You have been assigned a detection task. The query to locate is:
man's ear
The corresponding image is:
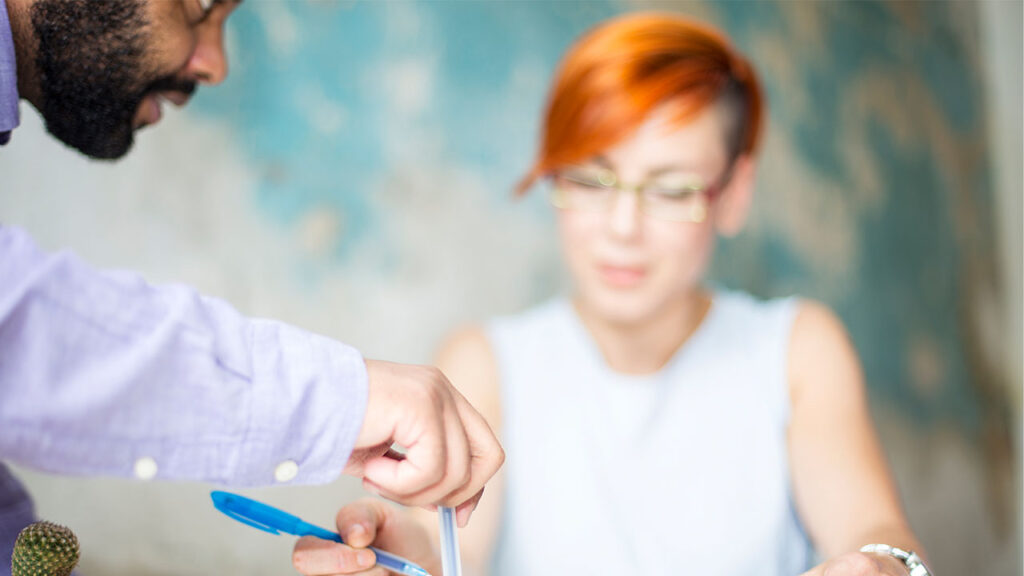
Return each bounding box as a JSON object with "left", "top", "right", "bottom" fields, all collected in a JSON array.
[{"left": 714, "top": 154, "right": 756, "bottom": 237}]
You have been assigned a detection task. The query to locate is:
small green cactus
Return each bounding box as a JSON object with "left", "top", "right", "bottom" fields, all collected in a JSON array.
[{"left": 10, "top": 521, "right": 80, "bottom": 576}]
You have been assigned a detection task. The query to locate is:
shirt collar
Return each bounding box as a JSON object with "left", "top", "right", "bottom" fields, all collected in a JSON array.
[{"left": 0, "top": 0, "right": 21, "bottom": 145}]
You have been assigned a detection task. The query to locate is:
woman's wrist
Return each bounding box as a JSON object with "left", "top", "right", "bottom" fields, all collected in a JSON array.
[
  {"left": 861, "top": 551, "right": 912, "bottom": 575},
  {"left": 860, "top": 543, "right": 931, "bottom": 575}
]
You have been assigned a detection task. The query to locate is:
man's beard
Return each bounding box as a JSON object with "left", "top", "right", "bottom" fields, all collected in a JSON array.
[{"left": 30, "top": 0, "right": 195, "bottom": 160}]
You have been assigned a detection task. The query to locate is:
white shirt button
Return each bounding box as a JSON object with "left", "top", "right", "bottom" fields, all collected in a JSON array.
[
  {"left": 274, "top": 460, "right": 299, "bottom": 483},
  {"left": 133, "top": 457, "right": 158, "bottom": 481}
]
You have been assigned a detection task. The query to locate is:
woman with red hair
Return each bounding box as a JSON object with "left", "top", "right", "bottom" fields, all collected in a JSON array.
[{"left": 293, "top": 13, "right": 928, "bottom": 576}]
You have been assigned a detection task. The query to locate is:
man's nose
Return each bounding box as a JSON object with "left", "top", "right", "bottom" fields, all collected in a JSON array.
[{"left": 185, "top": 19, "right": 229, "bottom": 85}]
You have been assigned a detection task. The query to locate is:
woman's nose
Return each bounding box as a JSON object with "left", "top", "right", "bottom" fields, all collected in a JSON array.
[{"left": 607, "top": 188, "right": 643, "bottom": 240}]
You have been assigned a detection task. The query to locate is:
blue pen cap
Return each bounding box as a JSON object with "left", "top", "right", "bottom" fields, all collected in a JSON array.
[{"left": 211, "top": 491, "right": 302, "bottom": 536}]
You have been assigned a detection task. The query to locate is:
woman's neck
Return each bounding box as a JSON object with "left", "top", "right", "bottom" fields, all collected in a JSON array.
[{"left": 573, "top": 289, "right": 713, "bottom": 375}]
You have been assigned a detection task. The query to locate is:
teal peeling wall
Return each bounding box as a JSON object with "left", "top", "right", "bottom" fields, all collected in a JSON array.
[
  {"left": 192, "top": 0, "right": 999, "bottom": 433},
  {"left": 2, "top": 2, "right": 1013, "bottom": 574}
]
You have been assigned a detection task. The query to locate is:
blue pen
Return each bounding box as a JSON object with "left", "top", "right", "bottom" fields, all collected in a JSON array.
[{"left": 211, "top": 491, "right": 432, "bottom": 576}]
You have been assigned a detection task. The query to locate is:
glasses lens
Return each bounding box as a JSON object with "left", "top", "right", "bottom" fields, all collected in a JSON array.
[
  {"left": 549, "top": 168, "right": 714, "bottom": 223},
  {"left": 552, "top": 168, "right": 615, "bottom": 211},
  {"left": 641, "top": 183, "right": 707, "bottom": 221}
]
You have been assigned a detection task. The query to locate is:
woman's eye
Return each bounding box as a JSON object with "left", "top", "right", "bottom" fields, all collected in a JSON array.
[
  {"left": 578, "top": 179, "right": 608, "bottom": 190},
  {"left": 566, "top": 174, "right": 610, "bottom": 190},
  {"left": 649, "top": 185, "right": 696, "bottom": 198}
]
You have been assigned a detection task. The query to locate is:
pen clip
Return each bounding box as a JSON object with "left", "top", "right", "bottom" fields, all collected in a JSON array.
[{"left": 212, "top": 495, "right": 281, "bottom": 536}]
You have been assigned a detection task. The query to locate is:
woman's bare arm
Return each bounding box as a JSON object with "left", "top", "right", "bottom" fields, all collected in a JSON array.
[{"left": 787, "top": 301, "right": 925, "bottom": 575}]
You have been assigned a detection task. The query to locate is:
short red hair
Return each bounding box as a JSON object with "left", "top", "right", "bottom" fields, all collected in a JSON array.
[{"left": 518, "top": 12, "right": 764, "bottom": 193}]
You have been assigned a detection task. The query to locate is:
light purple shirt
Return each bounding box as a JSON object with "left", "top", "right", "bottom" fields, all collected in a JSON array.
[
  {"left": 0, "top": 0, "right": 19, "bottom": 145},
  {"left": 0, "top": 225, "right": 368, "bottom": 569}
]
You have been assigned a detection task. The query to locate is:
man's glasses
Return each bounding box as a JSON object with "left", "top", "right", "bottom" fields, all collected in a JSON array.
[{"left": 549, "top": 163, "right": 734, "bottom": 223}]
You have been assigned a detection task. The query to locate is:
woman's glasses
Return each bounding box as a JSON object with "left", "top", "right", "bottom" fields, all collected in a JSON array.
[{"left": 550, "top": 163, "right": 734, "bottom": 223}]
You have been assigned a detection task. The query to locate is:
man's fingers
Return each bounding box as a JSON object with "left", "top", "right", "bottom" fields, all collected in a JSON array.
[
  {"left": 372, "top": 378, "right": 501, "bottom": 513},
  {"left": 355, "top": 360, "right": 504, "bottom": 514},
  {"left": 292, "top": 536, "right": 376, "bottom": 575},
  {"left": 362, "top": 406, "right": 473, "bottom": 507},
  {"left": 437, "top": 391, "right": 504, "bottom": 513},
  {"left": 342, "top": 442, "right": 391, "bottom": 477},
  {"left": 394, "top": 396, "right": 472, "bottom": 506},
  {"left": 361, "top": 438, "right": 445, "bottom": 501},
  {"left": 361, "top": 386, "right": 447, "bottom": 497},
  {"left": 453, "top": 488, "right": 484, "bottom": 528},
  {"left": 362, "top": 373, "right": 471, "bottom": 505}
]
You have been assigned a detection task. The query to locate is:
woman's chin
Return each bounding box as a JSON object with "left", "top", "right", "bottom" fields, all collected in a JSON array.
[{"left": 580, "top": 290, "right": 662, "bottom": 326}]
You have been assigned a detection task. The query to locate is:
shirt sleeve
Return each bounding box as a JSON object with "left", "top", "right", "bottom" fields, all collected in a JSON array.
[{"left": 0, "top": 225, "right": 368, "bottom": 486}]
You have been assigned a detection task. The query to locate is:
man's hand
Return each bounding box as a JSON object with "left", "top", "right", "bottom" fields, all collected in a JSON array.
[
  {"left": 801, "top": 552, "right": 910, "bottom": 576},
  {"left": 292, "top": 499, "right": 440, "bottom": 576},
  {"left": 344, "top": 360, "right": 504, "bottom": 526}
]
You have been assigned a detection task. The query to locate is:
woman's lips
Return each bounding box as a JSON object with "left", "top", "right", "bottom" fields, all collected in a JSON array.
[{"left": 598, "top": 264, "right": 647, "bottom": 288}]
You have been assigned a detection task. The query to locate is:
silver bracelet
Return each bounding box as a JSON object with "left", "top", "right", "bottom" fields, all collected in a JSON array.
[{"left": 860, "top": 543, "right": 933, "bottom": 576}]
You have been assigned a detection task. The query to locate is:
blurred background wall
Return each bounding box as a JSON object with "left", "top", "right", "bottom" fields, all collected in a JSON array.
[{"left": 1, "top": 0, "right": 1020, "bottom": 574}]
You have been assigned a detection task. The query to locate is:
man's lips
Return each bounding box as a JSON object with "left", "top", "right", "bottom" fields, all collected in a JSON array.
[
  {"left": 133, "top": 94, "right": 161, "bottom": 128},
  {"left": 133, "top": 91, "right": 193, "bottom": 129},
  {"left": 159, "top": 90, "right": 191, "bottom": 107}
]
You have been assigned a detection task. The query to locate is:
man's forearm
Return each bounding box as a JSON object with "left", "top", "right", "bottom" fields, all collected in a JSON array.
[{"left": 0, "top": 224, "right": 367, "bottom": 485}]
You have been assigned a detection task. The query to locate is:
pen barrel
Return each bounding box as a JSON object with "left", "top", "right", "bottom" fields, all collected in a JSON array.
[
  {"left": 371, "top": 548, "right": 421, "bottom": 574},
  {"left": 298, "top": 522, "right": 425, "bottom": 576},
  {"left": 297, "top": 522, "right": 343, "bottom": 544}
]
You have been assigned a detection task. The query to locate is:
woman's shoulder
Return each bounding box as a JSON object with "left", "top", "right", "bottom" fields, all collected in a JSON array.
[
  {"left": 711, "top": 290, "right": 850, "bottom": 359},
  {"left": 435, "top": 324, "right": 503, "bottom": 427},
  {"left": 437, "top": 297, "right": 570, "bottom": 369},
  {"left": 716, "top": 288, "right": 847, "bottom": 332},
  {"left": 711, "top": 287, "right": 805, "bottom": 327},
  {"left": 437, "top": 324, "right": 492, "bottom": 363},
  {"left": 786, "top": 295, "right": 860, "bottom": 362}
]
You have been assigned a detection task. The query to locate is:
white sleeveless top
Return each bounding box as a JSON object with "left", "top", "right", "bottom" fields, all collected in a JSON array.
[{"left": 486, "top": 290, "right": 814, "bottom": 575}]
